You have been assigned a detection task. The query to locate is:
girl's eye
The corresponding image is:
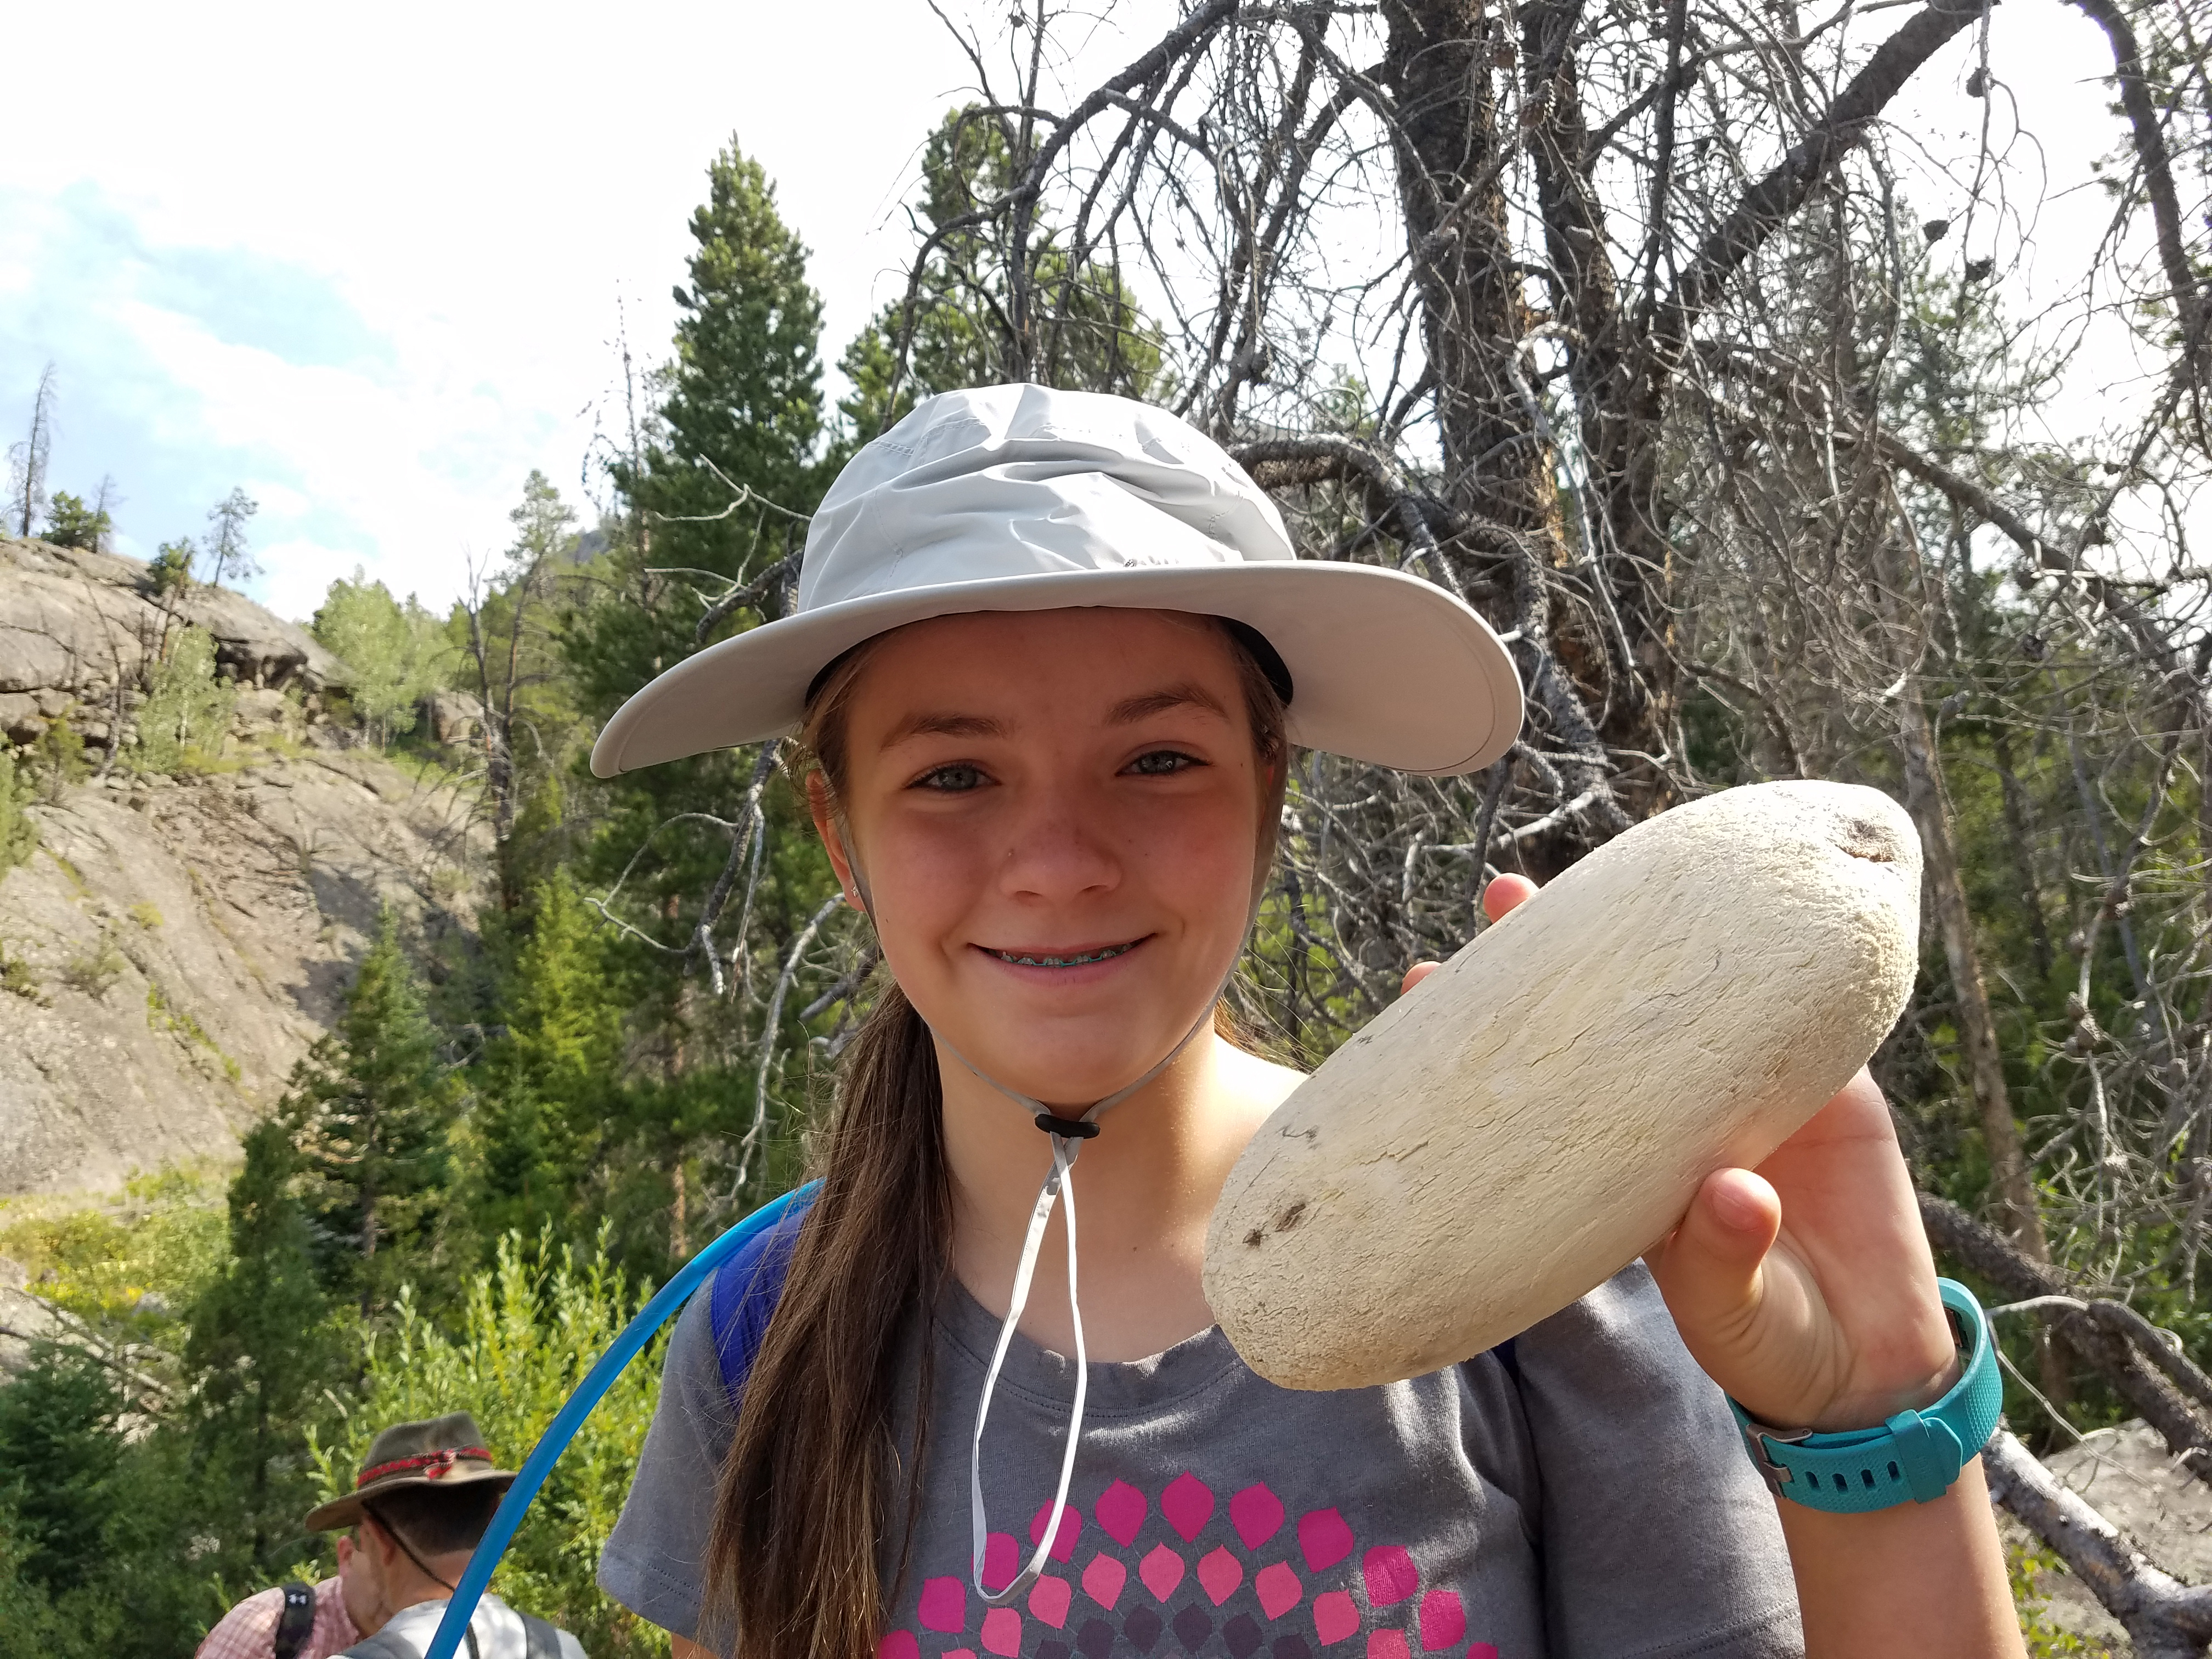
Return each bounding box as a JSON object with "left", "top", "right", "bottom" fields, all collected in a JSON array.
[
  {"left": 915, "top": 762, "right": 989, "bottom": 793},
  {"left": 1126, "top": 749, "right": 1199, "bottom": 777}
]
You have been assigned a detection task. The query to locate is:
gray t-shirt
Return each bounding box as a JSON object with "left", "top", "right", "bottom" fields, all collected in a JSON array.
[{"left": 599, "top": 1263, "right": 1801, "bottom": 1659}]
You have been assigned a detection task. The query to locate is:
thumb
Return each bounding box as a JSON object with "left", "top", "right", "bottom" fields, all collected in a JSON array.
[{"left": 1648, "top": 1167, "right": 1781, "bottom": 1355}]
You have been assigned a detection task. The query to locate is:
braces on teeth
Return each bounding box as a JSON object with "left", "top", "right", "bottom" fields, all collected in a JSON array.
[{"left": 991, "top": 940, "right": 1140, "bottom": 968}]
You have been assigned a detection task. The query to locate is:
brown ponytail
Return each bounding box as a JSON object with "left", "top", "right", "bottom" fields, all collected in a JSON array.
[{"left": 707, "top": 617, "right": 1287, "bottom": 1659}]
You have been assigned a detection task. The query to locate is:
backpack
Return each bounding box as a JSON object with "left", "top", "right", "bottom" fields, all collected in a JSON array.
[
  {"left": 274, "top": 1583, "right": 317, "bottom": 1659},
  {"left": 709, "top": 1187, "right": 820, "bottom": 1403},
  {"left": 337, "top": 1609, "right": 562, "bottom": 1659},
  {"left": 703, "top": 1184, "right": 1520, "bottom": 1404}
]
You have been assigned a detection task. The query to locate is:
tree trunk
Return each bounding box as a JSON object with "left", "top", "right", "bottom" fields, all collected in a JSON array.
[{"left": 1897, "top": 690, "right": 2049, "bottom": 1261}]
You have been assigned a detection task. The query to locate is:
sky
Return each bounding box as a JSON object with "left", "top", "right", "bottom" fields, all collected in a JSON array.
[{"left": 0, "top": 0, "right": 2145, "bottom": 624}]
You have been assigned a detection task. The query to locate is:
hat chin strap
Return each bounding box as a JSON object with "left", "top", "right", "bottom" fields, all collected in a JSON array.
[{"left": 837, "top": 839, "right": 1243, "bottom": 1605}]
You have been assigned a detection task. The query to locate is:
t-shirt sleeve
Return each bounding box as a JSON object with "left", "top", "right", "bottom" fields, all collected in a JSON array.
[
  {"left": 1508, "top": 1262, "right": 1803, "bottom": 1659},
  {"left": 596, "top": 1283, "right": 733, "bottom": 1643}
]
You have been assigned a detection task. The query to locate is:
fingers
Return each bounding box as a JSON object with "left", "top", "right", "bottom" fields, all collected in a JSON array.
[
  {"left": 1649, "top": 1167, "right": 1782, "bottom": 1350},
  {"left": 1482, "top": 872, "right": 1537, "bottom": 922},
  {"left": 1401, "top": 961, "right": 1441, "bottom": 995}
]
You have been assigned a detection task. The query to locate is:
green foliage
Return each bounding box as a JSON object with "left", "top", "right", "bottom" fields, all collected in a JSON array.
[
  {"left": 26, "top": 714, "right": 88, "bottom": 802},
  {"left": 185, "top": 1120, "right": 344, "bottom": 1573},
  {"left": 0, "top": 1342, "right": 124, "bottom": 1593},
  {"left": 2006, "top": 1538, "right": 2114, "bottom": 1656},
  {"left": 286, "top": 911, "right": 456, "bottom": 1309},
  {"left": 42, "top": 490, "right": 111, "bottom": 551},
  {"left": 133, "top": 625, "right": 236, "bottom": 776},
  {"left": 311, "top": 1228, "right": 672, "bottom": 1658},
  {"left": 0, "top": 746, "right": 38, "bottom": 874},
  {"left": 312, "top": 568, "right": 458, "bottom": 747},
  {"left": 0, "top": 1166, "right": 230, "bottom": 1335},
  {"left": 838, "top": 107, "right": 1168, "bottom": 437},
  {"left": 470, "top": 871, "right": 625, "bottom": 1245},
  {"left": 0, "top": 941, "right": 41, "bottom": 1001},
  {"left": 60, "top": 937, "right": 125, "bottom": 998},
  {"left": 146, "top": 538, "right": 195, "bottom": 598}
]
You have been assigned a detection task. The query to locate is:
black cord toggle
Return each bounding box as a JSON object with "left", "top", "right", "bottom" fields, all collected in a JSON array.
[{"left": 1035, "top": 1114, "right": 1101, "bottom": 1139}]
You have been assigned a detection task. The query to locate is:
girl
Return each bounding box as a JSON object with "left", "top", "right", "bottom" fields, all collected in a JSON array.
[{"left": 593, "top": 385, "right": 2024, "bottom": 1659}]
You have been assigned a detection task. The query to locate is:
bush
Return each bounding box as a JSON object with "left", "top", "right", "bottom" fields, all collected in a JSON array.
[
  {"left": 133, "top": 628, "right": 235, "bottom": 776},
  {"left": 26, "top": 716, "right": 87, "bottom": 802},
  {"left": 43, "top": 492, "right": 112, "bottom": 552},
  {"left": 310, "top": 1228, "right": 672, "bottom": 1658},
  {"left": 0, "top": 748, "right": 36, "bottom": 874},
  {"left": 60, "top": 939, "right": 125, "bottom": 999},
  {"left": 146, "top": 540, "right": 195, "bottom": 599}
]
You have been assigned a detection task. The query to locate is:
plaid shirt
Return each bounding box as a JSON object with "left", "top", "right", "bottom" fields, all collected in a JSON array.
[{"left": 196, "top": 1577, "right": 359, "bottom": 1659}]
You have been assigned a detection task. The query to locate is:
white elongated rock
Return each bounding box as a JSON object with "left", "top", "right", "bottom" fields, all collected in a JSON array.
[{"left": 1204, "top": 780, "right": 1923, "bottom": 1391}]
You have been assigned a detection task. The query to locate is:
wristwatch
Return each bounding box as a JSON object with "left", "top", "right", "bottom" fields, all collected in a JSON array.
[{"left": 1729, "top": 1278, "right": 2004, "bottom": 1514}]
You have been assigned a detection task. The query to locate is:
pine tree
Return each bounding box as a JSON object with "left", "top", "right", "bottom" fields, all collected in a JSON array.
[
  {"left": 287, "top": 911, "right": 454, "bottom": 1307},
  {"left": 472, "top": 871, "right": 625, "bottom": 1244},
  {"left": 184, "top": 1120, "right": 335, "bottom": 1570},
  {"left": 0, "top": 1342, "right": 122, "bottom": 1594}
]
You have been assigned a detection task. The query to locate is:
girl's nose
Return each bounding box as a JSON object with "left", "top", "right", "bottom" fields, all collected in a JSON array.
[{"left": 994, "top": 781, "right": 1122, "bottom": 902}]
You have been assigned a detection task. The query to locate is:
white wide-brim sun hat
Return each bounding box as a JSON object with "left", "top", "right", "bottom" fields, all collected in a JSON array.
[{"left": 589, "top": 383, "right": 1523, "bottom": 780}]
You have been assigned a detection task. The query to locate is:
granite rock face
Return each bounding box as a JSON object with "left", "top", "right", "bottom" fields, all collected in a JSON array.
[
  {"left": 0, "top": 748, "right": 481, "bottom": 1198},
  {"left": 0, "top": 536, "right": 349, "bottom": 746}
]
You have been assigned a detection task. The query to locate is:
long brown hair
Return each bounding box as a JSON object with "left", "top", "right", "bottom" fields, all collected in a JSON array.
[{"left": 708, "top": 615, "right": 1289, "bottom": 1659}]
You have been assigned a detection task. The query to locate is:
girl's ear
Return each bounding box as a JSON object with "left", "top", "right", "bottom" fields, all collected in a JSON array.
[{"left": 807, "top": 774, "right": 866, "bottom": 910}]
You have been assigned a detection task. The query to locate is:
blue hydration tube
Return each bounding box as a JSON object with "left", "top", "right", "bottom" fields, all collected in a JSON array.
[{"left": 424, "top": 1181, "right": 820, "bottom": 1659}]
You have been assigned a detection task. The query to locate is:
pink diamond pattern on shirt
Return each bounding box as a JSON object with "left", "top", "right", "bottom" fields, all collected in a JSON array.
[
  {"left": 1096, "top": 1479, "right": 1148, "bottom": 1547},
  {"left": 981, "top": 1606, "right": 1023, "bottom": 1656},
  {"left": 1229, "top": 1485, "right": 1285, "bottom": 1550},
  {"left": 887, "top": 1477, "right": 1503, "bottom": 1656},
  {"left": 1416, "top": 1591, "right": 1464, "bottom": 1652},
  {"left": 983, "top": 1532, "right": 1020, "bottom": 1593},
  {"left": 1032, "top": 1500, "right": 1085, "bottom": 1562},
  {"left": 1030, "top": 1575, "right": 1074, "bottom": 1629},
  {"left": 1311, "top": 1589, "right": 1359, "bottom": 1646},
  {"left": 1296, "top": 1509, "right": 1355, "bottom": 1574},
  {"left": 1254, "top": 1561, "right": 1302, "bottom": 1620},
  {"left": 918, "top": 1576, "right": 966, "bottom": 1632},
  {"left": 1197, "top": 1546, "right": 1243, "bottom": 1606},
  {"left": 1139, "top": 1543, "right": 1186, "bottom": 1601},
  {"left": 1362, "top": 1548, "right": 1418, "bottom": 1609},
  {"left": 1084, "top": 1551, "right": 1129, "bottom": 1610},
  {"left": 1161, "top": 1472, "right": 1215, "bottom": 1542}
]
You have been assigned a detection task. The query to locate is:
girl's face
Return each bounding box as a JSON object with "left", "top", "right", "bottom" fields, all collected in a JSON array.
[{"left": 820, "top": 608, "right": 1272, "bottom": 1108}]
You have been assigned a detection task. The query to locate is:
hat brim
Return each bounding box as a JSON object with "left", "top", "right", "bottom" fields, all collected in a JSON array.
[
  {"left": 303, "top": 1468, "right": 517, "bottom": 1534},
  {"left": 590, "top": 563, "right": 1522, "bottom": 780}
]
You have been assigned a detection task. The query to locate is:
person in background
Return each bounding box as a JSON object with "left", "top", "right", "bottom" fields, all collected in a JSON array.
[{"left": 197, "top": 1412, "right": 586, "bottom": 1659}]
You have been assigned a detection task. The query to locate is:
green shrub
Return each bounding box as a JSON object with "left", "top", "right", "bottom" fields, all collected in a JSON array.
[
  {"left": 60, "top": 939, "right": 125, "bottom": 999},
  {"left": 133, "top": 628, "right": 235, "bottom": 777},
  {"left": 43, "top": 493, "right": 112, "bottom": 552},
  {"left": 310, "top": 1228, "right": 672, "bottom": 1658},
  {"left": 146, "top": 540, "right": 195, "bottom": 599},
  {"left": 0, "top": 942, "right": 42, "bottom": 1002},
  {"left": 0, "top": 749, "right": 36, "bottom": 874},
  {"left": 27, "top": 717, "right": 88, "bottom": 802}
]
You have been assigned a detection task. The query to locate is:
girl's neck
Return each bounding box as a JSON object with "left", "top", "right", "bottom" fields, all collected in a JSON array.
[{"left": 940, "top": 1029, "right": 1304, "bottom": 1362}]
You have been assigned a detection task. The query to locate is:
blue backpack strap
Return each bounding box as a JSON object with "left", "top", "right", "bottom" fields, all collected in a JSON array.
[{"left": 709, "top": 1185, "right": 822, "bottom": 1406}]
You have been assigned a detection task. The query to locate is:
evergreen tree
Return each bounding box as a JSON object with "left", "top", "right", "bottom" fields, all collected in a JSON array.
[
  {"left": 472, "top": 871, "right": 625, "bottom": 1245},
  {"left": 42, "top": 490, "right": 111, "bottom": 551},
  {"left": 0, "top": 1342, "right": 122, "bottom": 1594},
  {"left": 838, "top": 107, "right": 1169, "bottom": 437},
  {"left": 184, "top": 1120, "right": 336, "bottom": 1571},
  {"left": 202, "top": 487, "right": 260, "bottom": 589},
  {"left": 287, "top": 911, "right": 455, "bottom": 1307}
]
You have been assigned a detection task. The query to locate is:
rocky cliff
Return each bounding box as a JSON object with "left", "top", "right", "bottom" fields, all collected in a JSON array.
[
  {"left": 0, "top": 538, "right": 483, "bottom": 1197},
  {"left": 0, "top": 536, "right": 351, "bottom": 748}
]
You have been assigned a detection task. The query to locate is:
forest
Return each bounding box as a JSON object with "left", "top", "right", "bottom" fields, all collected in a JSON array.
[{"left": 7, "top": 0, "right": 2212, "bottom": 1653}]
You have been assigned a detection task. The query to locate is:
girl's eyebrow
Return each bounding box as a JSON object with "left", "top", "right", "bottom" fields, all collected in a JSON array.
[
  {"left": 879, "top": 710, "right": 1008, "bottom": 749},
  {"left": 1109, "top": 682, "right": 1229, "bottom": 724}
]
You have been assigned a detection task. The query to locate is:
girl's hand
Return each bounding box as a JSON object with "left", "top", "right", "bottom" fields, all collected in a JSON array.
[{"left": 1402, "top": 873, "right": 1957, "bottom": 1432}]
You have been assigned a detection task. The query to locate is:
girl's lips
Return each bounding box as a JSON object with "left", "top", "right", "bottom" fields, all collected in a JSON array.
[{"left": 978, "top": 936, "right": 1147, "bottom": 969}]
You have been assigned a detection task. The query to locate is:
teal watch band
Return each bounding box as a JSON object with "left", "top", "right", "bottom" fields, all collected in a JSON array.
[{"left": 1728, "top": 1279, "right": 2002, "bottom": 1514}]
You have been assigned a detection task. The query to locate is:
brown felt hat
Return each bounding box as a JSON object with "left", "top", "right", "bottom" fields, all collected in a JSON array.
[{"left": 303, "top": 1412, "right": 516, "bottom": 1533}]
